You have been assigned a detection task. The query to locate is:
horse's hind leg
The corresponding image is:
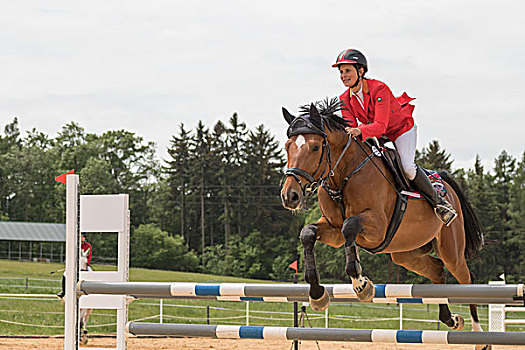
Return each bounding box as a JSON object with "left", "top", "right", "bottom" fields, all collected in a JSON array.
[
  {"left": 435, "top": 228, "right": 490, "bottom": 349},
  {"left": 391, "top": 243, "right": 463, "bottom": 329}
]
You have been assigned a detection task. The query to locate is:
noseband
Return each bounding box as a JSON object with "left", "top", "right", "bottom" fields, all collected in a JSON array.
[{"left": 284, "top": 137, "right": 331, "bottom": 197}]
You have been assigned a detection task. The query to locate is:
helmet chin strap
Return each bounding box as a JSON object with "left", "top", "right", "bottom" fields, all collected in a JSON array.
[
  {"left": 350, "top": 75, "right": 361, "bottom": 89},
  {"left": 350, "top": 65, "right": 362, "bottom": 89}
]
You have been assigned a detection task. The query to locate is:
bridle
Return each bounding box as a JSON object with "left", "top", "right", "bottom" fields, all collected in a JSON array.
[
  {"left": 284, "top": 135, "right": 331, "bottom": 197},
  {"left": 283, "top": 115, "right": 331, "bottom": 197},
  {"left": 283, "top": 117, "right": 377, "bottom": 218}
]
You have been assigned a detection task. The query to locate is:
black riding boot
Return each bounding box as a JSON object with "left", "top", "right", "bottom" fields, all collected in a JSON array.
[
  {"left": 56, "top": 275, "right": 65, "bottom": 299},
  {"left": 412, "top": 166, "right": 457, "bottom": 226}
]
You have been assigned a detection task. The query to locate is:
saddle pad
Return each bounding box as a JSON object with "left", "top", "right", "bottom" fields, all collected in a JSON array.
[{"left": 402, "top": 169, "right": 447, "bottom": 200}]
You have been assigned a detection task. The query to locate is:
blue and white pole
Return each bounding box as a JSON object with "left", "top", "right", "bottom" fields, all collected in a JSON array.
[{"left": 126, "top": 323, "right": 525, "bottom": 346}]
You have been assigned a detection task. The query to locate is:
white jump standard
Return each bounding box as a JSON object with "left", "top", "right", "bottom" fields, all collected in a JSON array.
[
  {"left": 126, "top": 323, "right": 525, "bottom": 346},
  {"left": 63, "top": 174, "right": 130, "bottom": 350}
]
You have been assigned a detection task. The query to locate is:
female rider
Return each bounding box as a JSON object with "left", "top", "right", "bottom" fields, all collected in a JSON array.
[
  {"left": 333, "top": 48, "right": 457, "bottom": 225},
  {"left": 57, "top": 233, "right": 92, "bottom": 299}
]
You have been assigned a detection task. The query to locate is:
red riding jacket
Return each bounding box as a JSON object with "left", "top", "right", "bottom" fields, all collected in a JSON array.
[{"left": 339, "top": 79, "right": 415, "bottom": 141}]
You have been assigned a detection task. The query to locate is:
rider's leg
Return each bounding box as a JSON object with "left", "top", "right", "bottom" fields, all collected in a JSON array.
[
  {"left": 394, "top": 124, "right": 418, "bottom": 181},
  {"left": 57, "top": 273, "right": 66, "bottom": 298},
  {"left": 395, "top": 125, "right": 457, "bottom": 225},
  {"left": 412, "top": 166, "right": 457, "bottom": 225}
]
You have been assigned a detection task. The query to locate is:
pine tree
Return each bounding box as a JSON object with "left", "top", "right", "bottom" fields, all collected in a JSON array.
[
  {"left": 415, "top": 140, "right": 453, "bottom": 172},
  {"left": 479, "top": 151, "right": 516, "bottom": 281},
  {"left": 505, "top": 152, "right": 524, "bottom": 281},
  {"left": 226, "top": 113, "right": 248, "bottom": 238},
  {"left": 189, "top": 121, "right": 213, "bottom": 252},
  {"left": 244, "top": 124, "right": 287, "bottom": 234},
  {"left": 210, "top": 120, "right": 230, "bottom": 248},
  {"left": 165, "top": 124, "right": 192, "bottom": 243}
]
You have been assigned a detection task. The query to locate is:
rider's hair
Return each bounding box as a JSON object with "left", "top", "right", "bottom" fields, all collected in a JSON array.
[{"left": 355, "top": 64, "right": 368, "bottom": 77}]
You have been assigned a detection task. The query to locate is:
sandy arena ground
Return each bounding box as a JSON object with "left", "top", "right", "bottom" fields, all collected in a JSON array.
[{"left": 1, "top": 337, "right": 524, "bottom": 350}]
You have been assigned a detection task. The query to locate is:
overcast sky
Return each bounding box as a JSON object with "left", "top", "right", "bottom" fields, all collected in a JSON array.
[{"left": 1, "top": 0, "right": 523, "bottom": 170}]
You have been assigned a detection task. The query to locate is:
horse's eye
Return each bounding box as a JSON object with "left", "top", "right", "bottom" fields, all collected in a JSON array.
[{"left": 312, "top": 145, "right": 320, "bottom": 152}]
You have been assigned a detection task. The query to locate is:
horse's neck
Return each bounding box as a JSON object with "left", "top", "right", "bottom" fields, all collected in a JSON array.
[{"left": 327, "top": 135, "right": 370, "bottom": 186}]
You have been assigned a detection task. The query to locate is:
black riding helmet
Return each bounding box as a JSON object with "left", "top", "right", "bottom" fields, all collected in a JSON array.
[
  {"left": 332, "top": 49, "right": 368, "bottom": 72},
  {"left": 332, "top": 49, "right": 368, "bottom": 89}
]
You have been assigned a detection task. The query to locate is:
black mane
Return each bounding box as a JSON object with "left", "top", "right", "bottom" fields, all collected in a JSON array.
[{"left": 299, "top": 97, "right": 349, "bottom": 133}]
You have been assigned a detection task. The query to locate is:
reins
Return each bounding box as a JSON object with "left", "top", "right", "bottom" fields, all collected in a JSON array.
[
  {"left": 284, "top": 130, "right": 404, "bottom": 219},
  {"left": 353, "top": 138, "right": 403, "bottom": 196}
]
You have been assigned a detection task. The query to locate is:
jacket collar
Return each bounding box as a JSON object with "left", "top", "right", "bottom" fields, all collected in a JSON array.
[{"left": 348, "top": 79, "right": 370, "bottom": 117}]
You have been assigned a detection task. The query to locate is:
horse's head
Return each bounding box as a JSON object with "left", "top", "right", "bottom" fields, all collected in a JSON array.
[{"left": 281, "top": 100, "right": 348, "bottom": 210}]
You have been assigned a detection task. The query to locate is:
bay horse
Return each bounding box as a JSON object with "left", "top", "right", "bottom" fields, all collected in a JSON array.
[{"left": 280, "top": 101, "right": 487, "bottom": 345}]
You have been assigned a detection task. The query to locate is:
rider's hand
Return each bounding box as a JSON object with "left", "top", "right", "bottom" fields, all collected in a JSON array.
[{"left": 345, "top": 127, "right": 362, "bottom": 137}]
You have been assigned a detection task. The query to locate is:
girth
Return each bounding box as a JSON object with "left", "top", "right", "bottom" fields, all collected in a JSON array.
[{"left": 361, "top": 193, "right": 408, "bottom": 254}]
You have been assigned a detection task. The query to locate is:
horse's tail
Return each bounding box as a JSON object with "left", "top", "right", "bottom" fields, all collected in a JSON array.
[{"left": 438, "top": 171, "right": 484, "bottom": 259}]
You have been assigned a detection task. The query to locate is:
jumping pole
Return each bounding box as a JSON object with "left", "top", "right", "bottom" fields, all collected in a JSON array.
[{"left": 126, "top": 322, "right": 525, "bottom": 346}]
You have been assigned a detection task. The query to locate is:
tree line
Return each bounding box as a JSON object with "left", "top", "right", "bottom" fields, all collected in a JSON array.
[{"left": 0, "top": 116, "right": 523, "bottom": 283}]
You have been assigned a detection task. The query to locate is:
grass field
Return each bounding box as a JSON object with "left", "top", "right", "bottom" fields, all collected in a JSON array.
[{"left": 1, "top": 259, "right": 523, "bottom": 336}]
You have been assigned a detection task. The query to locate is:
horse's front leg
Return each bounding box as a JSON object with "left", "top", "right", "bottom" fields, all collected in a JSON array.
[
  {"left": 342, "top": 215, "right": 375, "bottom": 301},
  {"left": 301, "top": 217, "right": 345, "bottom": 311},
  {"left": 300, "top": 223, "right": 329, "bottom": 311}
]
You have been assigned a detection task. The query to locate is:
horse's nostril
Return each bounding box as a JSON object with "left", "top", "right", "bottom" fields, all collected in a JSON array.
[{"left": 291, "top": 191, "right": 299, "bottom": 203}]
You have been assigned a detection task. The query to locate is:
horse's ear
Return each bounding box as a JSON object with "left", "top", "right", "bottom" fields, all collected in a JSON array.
[
  {"left": 309, "top": 104, "right": 322, "bottom": 127},
  {"left": 282, "top": 107, "right": 295, "bottom": 125}
]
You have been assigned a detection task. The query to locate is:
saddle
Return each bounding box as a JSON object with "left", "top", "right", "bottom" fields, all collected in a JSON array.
[
  {"left": 360, "top": 137, "right": 447, "bottom": 254},
  {"left": 365, "top": 136, "right": 411, "bottom": 191},
  {"left": 365, "top": 136, "right": 448, "bottom": 199}
]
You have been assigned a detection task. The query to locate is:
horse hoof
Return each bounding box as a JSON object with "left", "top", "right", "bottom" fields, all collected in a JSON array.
[
  {"left": 80, "top": 334, "right": 88, "bottom": 345},
  {"left": 475, "top": 345, "right": 491, "bottom": 350},
  {"left": 309, "top": 288, "right": 330, "bottom": 312},
  {"left": 355, "top": 277, "right": 375, "bottom": 302},
  {"left": 451, "top": 314, "right": 464, "bottom": 330}
]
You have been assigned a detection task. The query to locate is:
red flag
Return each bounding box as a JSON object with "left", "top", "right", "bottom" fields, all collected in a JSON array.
[
  {"left": 288, "top": 260, "right": 298, "bottom": 273},
  {"left": 55, "top": 170, "right": 75, "bottom": 184}
]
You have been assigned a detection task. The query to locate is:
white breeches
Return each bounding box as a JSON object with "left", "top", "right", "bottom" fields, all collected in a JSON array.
[{"left": 394, "top": 124, "right": 418, "bottom": 180}]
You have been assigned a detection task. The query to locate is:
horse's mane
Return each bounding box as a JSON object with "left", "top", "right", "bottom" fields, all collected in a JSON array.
[{"left": 299, "top": 97, "right": 349, "bottom": 133}]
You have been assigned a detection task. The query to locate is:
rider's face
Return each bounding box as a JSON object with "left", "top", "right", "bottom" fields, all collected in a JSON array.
[
  {"left": 81, "top": 235, "right": 85, "bottom": 242},
  {"left": 339, "top": 64, "right": 359, "bottom": 87}
]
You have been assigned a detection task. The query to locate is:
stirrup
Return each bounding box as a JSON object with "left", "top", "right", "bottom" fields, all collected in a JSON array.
[
  {"left": 56, "top": 292, "right": 65, "bottom": 304},
  {"left": 435, "top": 203, "right": 458, "bottom": 226}
]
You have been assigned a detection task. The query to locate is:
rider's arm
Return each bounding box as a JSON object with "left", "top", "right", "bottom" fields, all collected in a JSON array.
[
  {"left": 338, "top": 96, "right": 358, "bottom": 128},
  {"left": 82, "top": 242, "right": 93, "bottom": 265},
  {"left": 358, "top": 84, "right": 391, "bottom": 140}
]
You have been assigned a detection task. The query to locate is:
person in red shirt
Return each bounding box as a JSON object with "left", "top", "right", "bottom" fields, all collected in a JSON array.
[
  {"left": 80, "top": 234, "right": 92, "bottom": 269},
  {"left": 333, "top": 49, "right": 457, "bottom": 225},
  {"left": 57, "top": 233, "right": 92, "bottom": 299}
]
